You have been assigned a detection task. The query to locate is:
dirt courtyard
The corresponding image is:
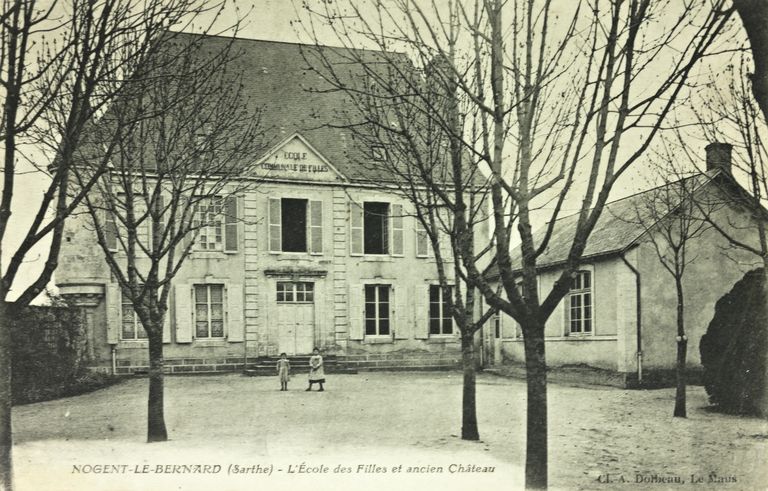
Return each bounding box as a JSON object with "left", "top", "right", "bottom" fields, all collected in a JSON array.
[{"left": 10, "top": 371, "right": 768, "bottom": 491}]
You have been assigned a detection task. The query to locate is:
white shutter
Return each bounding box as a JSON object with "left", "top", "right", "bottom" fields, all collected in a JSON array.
[
  {"left": 106, "top": 283, "right": 120, "bottom": 344},
  {"left": 563, "top": 296, "right": 570, "bottom": 336},
  {"left": 175, "top": 284, "right": 193, "bottom": 343},
  {"left": 227, "top": 283, "right": 244, "bottom": 342},
  {"left": 394, "top": 284, "right": 410, "bottom": 339},
  {"left": 224, "top": 196, "right": 239, "bottom": 253},
  {"left": 268, "top": 198, "right": 282, "bottom": 253},
  {"left": 391, "top": 203, "right": 404, "bottom": 256},
  {"left": 153, "top": 195, "right": 165, "bottom": 254},
  {"left": 162, "top": 308, "right": 171, "bottom": 343},
  {"left": 415, "top": 223, "right": 429, "bottom": 258},
  {"left": 414, "top": 284, "right": 430, "bottom": 339},
  {"left": 348, "top": 283, "right": 364, "bottom": 340},
  {"left": 309, "top": 200, "right": 323, "bottom": 255},
  {"left": 314, "top": 282, "right": 327, "bottom": 343},
  {"left": 350, "top": 202, "right": 363, "bottom": 256},
  {"left": 105, "top": 210, "right": 118, "bottom": 252}
]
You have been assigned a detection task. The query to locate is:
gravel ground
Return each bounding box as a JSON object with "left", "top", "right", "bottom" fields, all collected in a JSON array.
[{"left": 10, "top": 371, "right": 768, "bottom": 491}]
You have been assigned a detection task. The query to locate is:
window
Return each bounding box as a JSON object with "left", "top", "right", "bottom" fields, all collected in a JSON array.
[
  {"left": 364, "top": 202, "right": 389, "bottom": 254},
  {"left": 269, "top": 198, "right": 323, "bottom": 254},
  {"left": 568, "top": 271, "right": 592, "bottom": 334},
  {"left": 281, "top": 198, "right": 308, "bottom": 252},
  {"left": 112, "top": 194, "right": 150, "bottom": 251},
  {"left": 193, "top": 197, "right": 223, "bottom": 251},
  {"left": 371, "top": 145, "right": 387, "bottom": 161},
  {"left": 194, "top": 284, "right": 225, "bottom": 338},
  {"left": 429, "top": 285, "right": 453, "bottom": 335},
  {"left": 276, "top": 282, "right": 315, "bottom": 303},
  {"left": 364, "top": 284, "right": 390, "bottom": 336},
  {"left": 121, "top": 292, "right": 148, "bottom": 340}
]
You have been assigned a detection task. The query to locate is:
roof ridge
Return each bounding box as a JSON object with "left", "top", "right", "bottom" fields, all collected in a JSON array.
[
  {"left": 167, "top": 29, "right": 403, "bottom": 56},
  {"left": 545, "top": 171, "right": 709, "bottom": 225}
]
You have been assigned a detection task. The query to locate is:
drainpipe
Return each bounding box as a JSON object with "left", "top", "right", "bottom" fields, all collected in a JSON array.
[
  {"left": 111, "top": 345, "right": 117, "bottom": 375},
  {"left": 620, "top": 252, "right": 643, "bottom": 385},
  {"left": 243, "top": 326, "right": 248, "bottom": 373}
]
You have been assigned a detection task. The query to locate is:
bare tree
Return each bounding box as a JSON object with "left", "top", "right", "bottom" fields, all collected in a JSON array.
[
  {"left": 0, "top": 2, "right": 226, "bottom": 489},
  {"left": 70, "top": 32, "right": 263, "bottom": 443},
  {"left": 299, "top": 0, "right": 735, "bottom": 488},
  {"left": 675, "top": 54, "right": 768, "bottom": 415},
  {"left": 614, "top": 161, "right": 712, "bottom": 418},
  {"left": 304, "top": 45, "right": 497, "bottom": 439}
]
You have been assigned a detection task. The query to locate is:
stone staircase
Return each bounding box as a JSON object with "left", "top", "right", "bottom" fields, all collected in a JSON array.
[{"left": 243, "top": 354, "right": 358, "bottom": 376}]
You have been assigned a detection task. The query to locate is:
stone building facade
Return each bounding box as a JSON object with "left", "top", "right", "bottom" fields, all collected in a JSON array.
[{"left": 56, "top": 36, "right": 484, "bottom": 374}]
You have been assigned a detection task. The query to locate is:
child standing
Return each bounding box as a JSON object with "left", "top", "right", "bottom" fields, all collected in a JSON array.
[
  {"left": 276, "top": 353, "right": 291, "bottom": 391},
  {"left": 306, "top": 347, "right": 325, "bottom": 391}
]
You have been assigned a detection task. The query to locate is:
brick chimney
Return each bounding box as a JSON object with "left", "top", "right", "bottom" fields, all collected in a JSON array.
[{"left": 705, "top": 142, "right": 732, "bottom": 174}]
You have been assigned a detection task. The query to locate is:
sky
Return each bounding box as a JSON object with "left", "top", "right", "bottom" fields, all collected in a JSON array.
[{"left": 0, "top": 0, "right": 750, "bottom": 302}]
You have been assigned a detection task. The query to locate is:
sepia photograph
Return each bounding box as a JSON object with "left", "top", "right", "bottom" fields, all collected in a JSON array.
[{"left": 0, "top": 0, "right": 766, "bottom": 490}]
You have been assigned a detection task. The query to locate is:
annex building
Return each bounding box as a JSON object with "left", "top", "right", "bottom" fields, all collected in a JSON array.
[
  {"left": 485, "top": 143, "right": 764, "bottom": 387},
  {"left": 56, "top": 35, "right": 488, "bottom": 374}
]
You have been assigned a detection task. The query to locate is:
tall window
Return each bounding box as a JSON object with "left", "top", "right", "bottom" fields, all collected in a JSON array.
[
  {"left": 269, "top": 198, "right": 323, "bottom": 254},
  {"left": 116, "top": 194, "right": 149, "bottom": 249},
  {"left": 281, "top": 198, "right": 308, "bottom": 252},
  {"left": 194, "top": 284, "right": 225, "bottom": 338},
  {"left": 429, "top": 285, "right": 453, "bottom": 335},
  {"left": 276, "top": 282, "right": 314, "bottom": 303},
  {"left": 121, "top": 292, "right": 147, "bottom": 340},
  {"left": 364, "top": 284, "right": 390, "bottom": 336},
  {"left": 194, "top": 197, "right": 223, "bottom": 251},
  {"left": 363, "top": 202, "right": 389, "bottom": 254},
  {"left": 568, "top": 271, "right": 592, "bottom": 334}
]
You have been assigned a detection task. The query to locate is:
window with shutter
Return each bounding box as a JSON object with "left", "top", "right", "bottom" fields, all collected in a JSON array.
[
  {"left": 428, "top": 285, "right": 454, "bottom": 335},
  {"left": 121, "top": 291, "right": 148, "bottom": 340},
  {"left": 364, "top": 284, "right": 391, "bottom": 336},
  {"left": 194, "top": 284, "right": 225, "bottom": 338},
  {"left": 363, "top": 202, "right": 389, "bottom": 254},
  {"left": 193, "top": 196, "right": 224, "bottom": 251}
]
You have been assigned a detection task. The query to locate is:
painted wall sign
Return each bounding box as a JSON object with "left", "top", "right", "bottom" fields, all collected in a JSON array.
[{"left": 255, "top": 136, "right": 339, "bottom": 181}]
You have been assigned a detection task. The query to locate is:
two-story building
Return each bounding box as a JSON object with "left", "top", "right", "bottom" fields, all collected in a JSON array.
[{"left": 56, "top": 35, "right": 486, "bottom": 374}]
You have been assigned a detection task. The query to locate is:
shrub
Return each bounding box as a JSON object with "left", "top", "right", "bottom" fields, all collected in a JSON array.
[
  {"left": 700, "top": 268, "right": 767, "bottom": 417},
  {"left": 9, "top": 303, "right": 120, "bottom": 405}
]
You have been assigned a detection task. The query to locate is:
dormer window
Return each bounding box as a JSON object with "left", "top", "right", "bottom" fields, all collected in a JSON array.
[{"left": 371, "top": 145, "right": 387, "bottom": 161}]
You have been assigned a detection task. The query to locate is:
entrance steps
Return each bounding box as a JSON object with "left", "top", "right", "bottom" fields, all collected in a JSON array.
[{"left": 243, "top": 355, "right": 358, "bottom": 376}]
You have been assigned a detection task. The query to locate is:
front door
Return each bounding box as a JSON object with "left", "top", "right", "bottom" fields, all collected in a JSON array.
[{"left": 276, "top": 281, "right": 316, "bottom": 355}]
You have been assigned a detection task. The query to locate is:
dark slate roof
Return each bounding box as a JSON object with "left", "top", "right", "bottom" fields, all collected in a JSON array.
[
  {"left": 495, "top": 170, "right": 720, "bottom": 274},
  {"left": 167, "top": 33, "right": 411, "bottom": 183}
]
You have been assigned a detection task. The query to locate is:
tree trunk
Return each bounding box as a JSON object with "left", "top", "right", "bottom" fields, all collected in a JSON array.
[
  {"left": 733, "top": 1, "right": 768, "bottom": 122},
  {"left": 761, "top": 263, "right": 768, "bottom": 417},
  {"left": 460, "top": 332, "right": 479, "bottom": 441},
  {"left": 0, "top": 302, "right": 13, "bottom": 491},
  {"left": 522, "top": 322, "right": 547, "bottom": 490},
  {"left": 146, "top": 327, "right": 167, "bottom": 442},
  {"left": 673, "top": 278, "right": 687, "bottom": 418}
]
